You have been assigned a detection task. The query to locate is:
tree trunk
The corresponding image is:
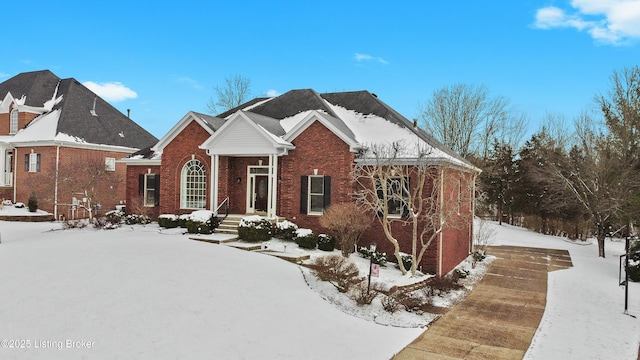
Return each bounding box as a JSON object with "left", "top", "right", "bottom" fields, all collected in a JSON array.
[{"left": 596, "top": 221, "right": 606, "bottom": 258}]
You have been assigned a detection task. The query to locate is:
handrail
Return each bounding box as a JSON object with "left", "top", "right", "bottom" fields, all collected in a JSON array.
[{"left": 215, "top": 197, "right": 230, "bottom": 219}]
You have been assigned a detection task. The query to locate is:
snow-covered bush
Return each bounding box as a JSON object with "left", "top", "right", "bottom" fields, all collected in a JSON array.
[
  {"left": 349, "top": 281, "right": 379, "bottom": 305},
  {"left": 274, "top": 220, "right": 298, "bottom": 241},
  {"left": 2, "top": 199, "right": 12, "bottom": 206},
  {"left": 238, "top": 216, "right": 272, "bottom": 242},
  {"left": 158, "top": 214, "right": 180, "bottom": 228},
  {"left": 629, "top": 239, "right": 640, "bottom": 282},
  {"left": 317, "top": 234, "right": 335, "bottom": 251},
  {"left": 309, "top": 255, "right": 364, "bottom": 293},
  {"left": 14, "top": 202, "right": 25, "bottom": 208},
  {"left": 185, "top": 210, "right": 218, "bottom": 234},
  {"left": 294, "top": 228, "right": 317, "bottom": 249},
  {"left": 398, "top": 253, "right": 413, "bottom": 272},
  {"left": 125, "top": 213, "right": 151, "bottom": 225},
  {"left": 28, "top": 193, "right": 38, "bottom": 212},
  {"left": 454, "top": 267, "right": 470, "bottom": 279},
  {"left": 358, "top": 246, "right": 388, "bottom": 266},
  {"left": 94, "top": 210, "right": 124, "bottom": 229}
]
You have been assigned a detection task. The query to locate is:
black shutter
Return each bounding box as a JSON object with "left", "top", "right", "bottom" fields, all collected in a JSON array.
[
  {"left": 138, "top": 174, "right": 144, "bottom": 196},
  {"left": 300, "top": 176, "right": 308, "bottom": 214},
  {"left": 402, "top": 176, "right": 410, "bottom": 218},
  {"left": 24, "top": 154, "right": 29, "bottom": 171},
  {"left": 154, "top": 175, "right": 161, "bottom": 206},
  {"left": 323, "top": 176, "right": 331, "bottom": 209},
  {"left": 36, "top": 154, "right": 41, "bottom": 172}
]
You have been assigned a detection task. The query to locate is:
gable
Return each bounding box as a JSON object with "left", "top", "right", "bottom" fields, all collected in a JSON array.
[
  {"left": 201, "top": 112, "right": 294, "bottom": 156},
  {"left": 282, "top": 110, "right": 360, "bottom": 152},
  {"left": 153, "top": 111, "right": 223, "bottom": 153}
]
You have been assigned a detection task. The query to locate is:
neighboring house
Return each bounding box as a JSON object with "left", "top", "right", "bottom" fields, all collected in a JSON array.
[
  {"left": 123, "top": 89, "right": 479, "bottom": 276},
  {"left": 0, "top": 70, "right": 157, "bottom": 219}
]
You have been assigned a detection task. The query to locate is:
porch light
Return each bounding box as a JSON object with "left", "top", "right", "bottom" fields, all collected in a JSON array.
[{"left": 237, "top": 177, "right": 242, "bottom": 184}]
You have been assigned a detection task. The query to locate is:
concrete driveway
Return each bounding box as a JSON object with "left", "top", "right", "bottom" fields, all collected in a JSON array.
[{"left": 394, "top": 246, "right": 573, "bottom": 360}]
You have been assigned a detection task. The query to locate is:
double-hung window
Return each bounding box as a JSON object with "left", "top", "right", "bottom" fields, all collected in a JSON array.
[
  {"left": 377, "top": 176, "right": 409, "bottom": 218},
  {"left": 300, "top": 175, "right": 331, "bottom": 215},
  {"left": 24, "top": 153, "right": 40, "bottom": 172}
]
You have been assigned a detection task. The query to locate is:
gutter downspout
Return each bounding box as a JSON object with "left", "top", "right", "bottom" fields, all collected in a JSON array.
[
  {"left": 54, "top": 143, "right": 60, "bottom": 220},
  {"left": 438, "top": 167, "right": 444, "bottom": 277},
  {"left": 12, "top": 149, "right": 17, "bottom": 202}
]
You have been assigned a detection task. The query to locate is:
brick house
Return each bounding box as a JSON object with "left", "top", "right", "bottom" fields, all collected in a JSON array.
[
  {"left": 0, "top": 70, "right": 157, "bottom": 219},
  {"left": 123, "top": 89, "right": 479, "bottom": 276}
]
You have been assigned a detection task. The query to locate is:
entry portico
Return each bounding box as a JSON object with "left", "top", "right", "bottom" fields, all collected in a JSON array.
[{"left": 201, "top": 111, "right": 294, "bottom": 219}]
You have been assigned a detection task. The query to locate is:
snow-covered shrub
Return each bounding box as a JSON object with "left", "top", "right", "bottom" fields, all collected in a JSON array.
[
  {"left": 94, "top": 210, "right": 124, "bottom": 229},
  {"left": 309, "top": 255, "right": 364, "bottom": 293},
  {"left": 63, "top": 219, "right": 90, "bottom": 229},
  {"left": 238, "top": 216, "right": 272, "bottom": 242},
  {"left": 317, "top": 234, "right": 335, "bottom": 251},
  {"left": 2, "top": 200, "right": 12, "bottom": 206},
  {"left": 380, "top": 293, "right": 401, "bottom": 313},
  {"left": 125, "top": 214, "right": 151, "bottom": 225},
  {"left": 358, "top": 246, "right": 388, "bottom": 266},
  {"left": 385, "top": 288, "right": 430, "bottom": 313},
  {"left": 274, "top": 220, "right": 298, "bottom": 241},
  {"left": 454, "top": 267, "right": 470, "bottom": 279},
  {"left": 349, "top": 281, "right": 379, "bottom": 305},
  {"left": 185, "top": 210, "right": 218, "bottom": 234},
  {"left": 425, "top": 275, "right": 463, "bottom": 297},
  {"left": 398, "top": 253, "right": 413, "bottom": 271},
  {"left": 294, "top": 228, "right": 317, "bottom": 249},
  {"left": 158, "top": 214, "right": 180, "bottom": 228},
  {"left": 28, "top": 193, "right": 38, "bottom": 212},
  {"left": 14, "top": 202, "right": 25, "bottom": 208},
  {"left": 472, "top": 249, "right": 486, "bottom": 268},
  {"left": 629, "top": 239, "right": 640, "bottom": 282}
]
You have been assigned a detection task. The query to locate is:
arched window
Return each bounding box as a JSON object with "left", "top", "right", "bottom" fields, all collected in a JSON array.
[
  {"left": 181, "top": 159, "right": 207, "bottom": 209},
  {"left": 10, "top": 109, "right": 18, "bottom": 134}
]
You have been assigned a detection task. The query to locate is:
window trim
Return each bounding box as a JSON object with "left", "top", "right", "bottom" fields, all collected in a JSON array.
[
  {"left": 25, "top": 153, "right": 40, "bottom": 173},
  {"left": 180, "top": 159, "right": 207, "bottom": 209},
  {"left": 10, "top": 108, "right": 18, "bottom": 134},
  {"left": 143, "top": 174, "right": 156, "bottom": 207},
  {"left": 105, "top": 157, "right": 116, "bottom": 171},
  {"left": 377, "top": 176, "right": 409, "bottom": 218}
]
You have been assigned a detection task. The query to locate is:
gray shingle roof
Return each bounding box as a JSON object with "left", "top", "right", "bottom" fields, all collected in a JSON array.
[{"left": 0, "top": 70, "right": 158, "bottom": 149}]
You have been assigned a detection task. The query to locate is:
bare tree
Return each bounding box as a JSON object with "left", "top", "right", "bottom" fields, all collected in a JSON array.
[
  {"left": 207, "top": 74, "right": 252, "bottom": 114},
  {"left": 353, "top": 141, "right": 475, "bottom": 275},
  {"left": 319, "top": 203, "right": 372, "bottom": 257},
  {"left": 418, "top": 83, "right": 518, "bottom": 160}
]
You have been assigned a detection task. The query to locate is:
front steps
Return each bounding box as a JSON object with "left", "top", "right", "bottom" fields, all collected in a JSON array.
[{"left": 214, "top": 214, "right": 244, "bottom": 236}]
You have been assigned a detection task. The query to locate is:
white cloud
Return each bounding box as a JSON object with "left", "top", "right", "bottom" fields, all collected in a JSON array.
[
  {"left": 264, "top": 89, "right": 279, "bottom": 97},
  {"left": 83, "top": 81, "right": 137, "bottom": 102},
  {"left": 533, "top": 1, "right": 640, "bottom": 45},
  {"left": 175, "top": 76, "right": 203, "bottom": 90},
  {"left": 354, "top": 53, "right": 388, "bottom": 64}
]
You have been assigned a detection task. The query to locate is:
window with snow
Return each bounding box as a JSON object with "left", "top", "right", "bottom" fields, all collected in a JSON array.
[
  {"left": 181, "top": 159, "right": 207, "bottom": 209},
  {"left": 10, "top": 109, "right": 18, "bottom": 134},
  {"left": 105, "top": 157, "right": 116, "bottom": 171}
]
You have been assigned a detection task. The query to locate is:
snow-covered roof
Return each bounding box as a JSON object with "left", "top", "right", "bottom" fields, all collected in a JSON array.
[{"left": 0, "top": 70, "right": 157, "bottom": 151}]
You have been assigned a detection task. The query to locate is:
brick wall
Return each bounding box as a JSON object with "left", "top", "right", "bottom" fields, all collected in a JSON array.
[
  {"left": 0, "top": 107, "right": 39, "bottom": 135},
  {"left": 125, "top": 165, "right": 161, "bottom": 220},
  {"left": 159, "top": 120, "right": 211, "bottom": 215},
  {"left": 13, "top": 146, "right": 130, "bottom": 218}
]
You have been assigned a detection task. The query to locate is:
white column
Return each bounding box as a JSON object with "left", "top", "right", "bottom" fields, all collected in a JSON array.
[
  {"left": 270, "top": 154, "right": 278, "bottom": 219},
  {"left": 211, "top": 155, "right": 219, "bottom": 213},
  {"left": 267, "top": 154, "right": 274, "bottom": 219},
  {"left": 0, "top": 145, "right": 5, "bottom": 186}
]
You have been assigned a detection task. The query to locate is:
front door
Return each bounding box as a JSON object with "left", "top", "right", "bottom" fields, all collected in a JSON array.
[{"left": 247, "top": 167, "right": 270, "bottom": 213}]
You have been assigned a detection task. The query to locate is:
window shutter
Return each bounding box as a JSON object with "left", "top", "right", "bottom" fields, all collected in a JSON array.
[
  {"left": 323, "top": 176, "right": 331, "bottom": 209},
  {"left": 402, "top": 176, "right": 410, "bottom": 218},
  {"left": 24, "top": 154, "right": 29, "bottom": 171},
  {"left": 300, "top": 176, "right": 308, "bottom": 214},
  {"left": 36, "top": 154, "right": 41, "bottom": 172},
  {"left": 154, "top": 175, "right": 161, "bottom": 206},
  {"left": 138, "top": 174, "right": 144, "bottom": 196}
]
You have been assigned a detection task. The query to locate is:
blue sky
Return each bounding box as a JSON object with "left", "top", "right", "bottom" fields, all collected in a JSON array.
[{"left": 2, "top": 1, "right": 640, "bottom": 141}]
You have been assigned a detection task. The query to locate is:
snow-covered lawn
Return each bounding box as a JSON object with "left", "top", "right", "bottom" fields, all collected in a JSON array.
[{"left": 0, "top": 214, "right": 639, "bottom": 359}]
